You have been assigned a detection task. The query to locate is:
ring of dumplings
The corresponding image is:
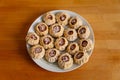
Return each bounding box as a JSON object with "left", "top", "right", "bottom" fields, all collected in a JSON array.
[{"left": 26, "top": 11, "right": 94, "bottom": 70}]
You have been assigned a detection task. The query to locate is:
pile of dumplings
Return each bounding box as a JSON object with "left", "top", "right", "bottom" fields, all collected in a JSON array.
[{"left": 26, "top": 11, "right": 94, "bottom": 69}]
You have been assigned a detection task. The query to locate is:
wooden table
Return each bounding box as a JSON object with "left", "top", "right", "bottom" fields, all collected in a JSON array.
[{"left": 0, "top": 0, "right": 120, "bottom": 80}]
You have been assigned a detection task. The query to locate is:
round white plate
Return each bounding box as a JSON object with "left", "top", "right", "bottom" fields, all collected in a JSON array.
[{"left": 26, "top": 10, "right": 95, "bottom": 72}]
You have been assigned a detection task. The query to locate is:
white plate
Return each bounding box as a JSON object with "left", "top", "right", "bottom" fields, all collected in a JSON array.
[{"left": 26, "top": 10, "right": 95, "bottom": 72}]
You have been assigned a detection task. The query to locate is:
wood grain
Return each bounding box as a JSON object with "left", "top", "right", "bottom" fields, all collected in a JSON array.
[{"left": 0, "top": 0, "right": 120, "bottom": 80}]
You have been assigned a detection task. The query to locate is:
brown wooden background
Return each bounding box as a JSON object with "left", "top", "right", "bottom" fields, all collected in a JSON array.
[{"left": 0, "top": 0, "right": 120, "bottom": 80}]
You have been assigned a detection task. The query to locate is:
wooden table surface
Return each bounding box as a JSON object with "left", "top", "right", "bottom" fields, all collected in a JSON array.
[{"left": 0, "top": 0, "right": 120, "bottom": 80}]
